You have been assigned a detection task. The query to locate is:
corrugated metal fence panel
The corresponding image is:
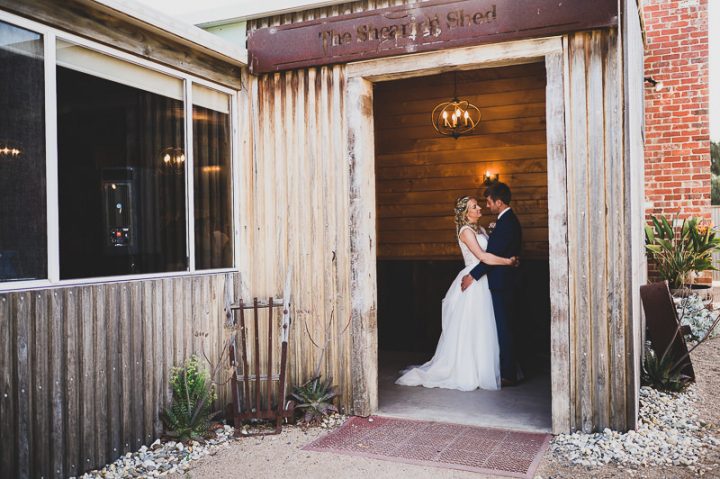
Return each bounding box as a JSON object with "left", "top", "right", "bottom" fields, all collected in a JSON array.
[
  {"left": 713, "top": 206, "right": 720, "bottom": 281},
  {"left": 0, "top": 272, "right": 238, "bottom": 479}
]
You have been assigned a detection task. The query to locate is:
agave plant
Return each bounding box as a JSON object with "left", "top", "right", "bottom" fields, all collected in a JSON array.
[
  {"left": 161, "top": 355, "right": 218, "bottom": 442},
  {"left": 645, "top": 215, "right": 720, "bottom": 289},
  {"left": 290, "top": 376, "right": 338, "bottom": 423},
  {"left": 641, "top": 348, "right": 690, "bottom": 392}
]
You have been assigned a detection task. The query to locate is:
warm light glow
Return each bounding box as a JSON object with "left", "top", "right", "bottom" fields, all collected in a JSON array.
[
  {"left": 159, "top": 147, "right": 185, "bottom": 171},
  {"left": 431, "top": 98, "right": 481, "bottom": 139},
  {"left": 200, "top": 165, "right": 222, "bottom": 173},
  {"left": 483, "top": 170, "right": 499, "bottom": 185},
  {"left": 0, "top": 143, "right": 22, "bottom": 159}
]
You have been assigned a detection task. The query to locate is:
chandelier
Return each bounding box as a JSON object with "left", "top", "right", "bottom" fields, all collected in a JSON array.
[
  {"left": 160, "top": 146, "right": 185, "bottom": 170},
  {"left": 431, "top": 72, "right": 481, "bottom": 139}
]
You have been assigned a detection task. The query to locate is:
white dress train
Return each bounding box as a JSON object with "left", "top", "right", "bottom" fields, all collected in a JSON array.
[{"left": 395, "top": 225, "right": 501, "bottom": 391}]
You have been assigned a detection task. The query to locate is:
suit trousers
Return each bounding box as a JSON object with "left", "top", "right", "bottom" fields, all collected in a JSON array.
[{"left": 490, "top": 288, "right": 516, "bottom": 380}]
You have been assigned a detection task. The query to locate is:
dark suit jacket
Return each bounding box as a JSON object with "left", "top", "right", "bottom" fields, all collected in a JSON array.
[{"left": 469, "top": 208, "right": 522, "bottom": 290}]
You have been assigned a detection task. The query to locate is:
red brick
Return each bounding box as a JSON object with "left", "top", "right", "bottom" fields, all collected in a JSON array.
[{"left": 643, "top": 0, "right": 709, "bottom": 222}]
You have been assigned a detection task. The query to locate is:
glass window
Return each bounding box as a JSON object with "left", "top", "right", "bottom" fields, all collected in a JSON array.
[
  {"left": 56, "top": 41, "right": 187, "bottom": 279},
  {"left": 0, "top": 21, "right": 46, "bottom": 282},
  {"left": 193, "top": 84, "right": 233, "bottom": 269}
]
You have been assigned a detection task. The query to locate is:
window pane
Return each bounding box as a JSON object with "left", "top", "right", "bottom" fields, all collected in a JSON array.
[
  {"left": 56, "top": 41, "right": 187, "bottom": 279},
  {"left": 193, "top": 84, "right": 233, "bottom": 269},
  {"left": 0, "top": 21, "right": 46, "bottom": 282}
]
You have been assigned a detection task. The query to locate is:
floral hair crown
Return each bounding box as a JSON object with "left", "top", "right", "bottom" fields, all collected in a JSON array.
[{"left": 454, "top": 196, "right": 471, "bottom": 215}]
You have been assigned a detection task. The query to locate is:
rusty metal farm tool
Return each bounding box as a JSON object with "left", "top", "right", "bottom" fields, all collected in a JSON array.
[{"left": 227, "top": 272, "right": 295, "bottom": 435}]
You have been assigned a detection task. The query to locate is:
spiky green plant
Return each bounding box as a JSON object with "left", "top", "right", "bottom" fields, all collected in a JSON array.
[
  {"left": 645, "top": 215, "right": 720, "bottom": 289},
  {"left": 290, "top": 376, "right": 338, "bottom": 423},
  {"left": 161, "top": 355, "right": 217, "bottom": 441},
  {"left": 641, "top": 348, "right": 691, "bottom": 392}
]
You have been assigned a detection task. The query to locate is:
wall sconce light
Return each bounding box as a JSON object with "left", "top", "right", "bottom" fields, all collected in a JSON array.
[
  {"left": 644, "top": 76, "right": 664, "bottom": 92},
  {"left": 483, "top": 171, "right": 499, "bottom": 185}
]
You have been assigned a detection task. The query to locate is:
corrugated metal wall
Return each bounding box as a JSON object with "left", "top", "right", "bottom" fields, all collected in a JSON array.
[
  {"left": 238, "top": 0, "right": 424, "bottom": 413},
  {"left": 237, "top": 64, "right": 354, "bottom": 408},
  {"left": 242, "top": 1, "right": 644, "bottom": 433},
  {"left": 0, "top": 273, "right": 239, "bottom": 479}
]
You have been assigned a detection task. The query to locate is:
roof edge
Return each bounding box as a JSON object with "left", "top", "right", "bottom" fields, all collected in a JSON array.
[{"left": 92, "top": 0, "right": 247, "bottom": 64}]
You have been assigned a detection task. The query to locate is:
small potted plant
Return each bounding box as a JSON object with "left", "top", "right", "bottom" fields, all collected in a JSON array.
[{"left": 645, "top": 215, "right": 720, "bottom": 297}]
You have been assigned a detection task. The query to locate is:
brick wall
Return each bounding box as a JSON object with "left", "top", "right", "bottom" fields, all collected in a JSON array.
[
  {"left": 643, "top": 0, "right": 710, "bottom": 221},
  {"left": 643, "top": 0, "right": 710, "bottom": 283}
]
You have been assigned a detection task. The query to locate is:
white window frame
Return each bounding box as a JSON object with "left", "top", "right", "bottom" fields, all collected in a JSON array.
[{"left": 0, "top": 10, "right": 239, "bottom": 292}]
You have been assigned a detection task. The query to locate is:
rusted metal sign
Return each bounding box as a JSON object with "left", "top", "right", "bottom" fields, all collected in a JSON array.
[{"left": 247, "top": 0, "right": 618, "bottom": 74}]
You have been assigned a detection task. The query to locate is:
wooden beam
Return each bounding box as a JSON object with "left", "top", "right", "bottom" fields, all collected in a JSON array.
[
  {"left": 346, "top": 36, "right": 563, "bottom": 81},
  {"left": 545, "top": 50, "right": 571, "bottom": 435},
  {"left": 347, "top": 76, "right": 378, "bottom": 416},
  {"left": 0, "top": 0, "right": 244, "bottom": 89}
]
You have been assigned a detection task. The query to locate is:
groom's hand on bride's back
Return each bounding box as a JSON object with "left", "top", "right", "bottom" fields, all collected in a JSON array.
[{"left": 460, "top": 274, "right": 474, "bottom": 292}]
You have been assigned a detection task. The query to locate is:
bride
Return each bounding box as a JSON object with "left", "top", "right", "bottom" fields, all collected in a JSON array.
[{"left": 395, "top": 196, "right": 517, "bottom": 391}]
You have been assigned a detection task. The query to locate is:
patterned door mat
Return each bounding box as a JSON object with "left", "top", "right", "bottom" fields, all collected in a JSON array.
[{"left": 304, "top": 416, "right": 550, "bottom": 478}]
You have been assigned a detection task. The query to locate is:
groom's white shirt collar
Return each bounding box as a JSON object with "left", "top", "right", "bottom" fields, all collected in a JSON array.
[{"left": 497, "top": 207, "right": 511, "bottom": 220}]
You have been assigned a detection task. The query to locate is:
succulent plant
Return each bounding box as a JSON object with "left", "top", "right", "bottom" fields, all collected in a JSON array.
[
  {"left": 642, "top": 349, "right": 691, "bottom": 393},
  {"left": 290, "top": 376, "right": 339, "bottom": 424},
  {"left": 161, "top": 355, "right": 218, "bottom": 441}
]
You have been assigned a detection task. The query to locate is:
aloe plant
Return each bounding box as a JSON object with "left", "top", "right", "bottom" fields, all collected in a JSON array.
[
  {"left": 645, "top": 215, "right": 720, "bottom": 289},
  {"left": 161, "top": 355, "right": 218, "bottom": 441},
  {"left": 290, "top": 376, "right": 338, "bottom": 423}
]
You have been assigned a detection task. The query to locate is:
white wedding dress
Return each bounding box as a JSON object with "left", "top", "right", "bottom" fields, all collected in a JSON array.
[{"left": 395, "top": 225, "right": 501, "bottom": 391}]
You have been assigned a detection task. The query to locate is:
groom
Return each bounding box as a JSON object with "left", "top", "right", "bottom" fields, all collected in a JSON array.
[{"left": 460, "top": 182, "right": 522, "bottom": 386}]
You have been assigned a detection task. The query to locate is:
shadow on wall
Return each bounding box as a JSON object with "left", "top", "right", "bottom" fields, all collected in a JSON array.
[{"left": 377, "top": 259, "right": 551, "bottom": 374}]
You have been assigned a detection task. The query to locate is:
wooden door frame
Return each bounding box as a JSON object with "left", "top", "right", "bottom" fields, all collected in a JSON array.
[{"left": 345, "top": 36, "right": 571, "bottom": 434}]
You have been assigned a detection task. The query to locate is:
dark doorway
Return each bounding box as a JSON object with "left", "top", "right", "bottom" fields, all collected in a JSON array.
[{"left": 373, "top": 63, "right": 552, "bottom": 430}]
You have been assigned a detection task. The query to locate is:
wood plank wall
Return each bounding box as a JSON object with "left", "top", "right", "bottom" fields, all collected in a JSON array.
[
  {"left": 373, "top": 63, "right": 548, "bottom": 260},
  {"left": 564, "top": 30, "right": 633, "bottom": 433},
  {"left": 622, "top": 0, "right": 647, "bottom": 431},
  {"left": 0, "top": 273, "right": 238, "bottom": 479}
]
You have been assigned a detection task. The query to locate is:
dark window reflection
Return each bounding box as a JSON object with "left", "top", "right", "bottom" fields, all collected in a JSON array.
[
  {"left": 193, "top": 87, "right": 233, "bottom": 269},
  {"left": 57, "top": 67, "right": 187, "bottom": 279},
  {"left": 0, "top": 21, "right": 47, "bottom": 282}
]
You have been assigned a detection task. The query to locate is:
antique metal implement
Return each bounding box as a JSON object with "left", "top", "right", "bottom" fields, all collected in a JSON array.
[{"left": 227, "top": 273, "right": 295, "bottom": 435}]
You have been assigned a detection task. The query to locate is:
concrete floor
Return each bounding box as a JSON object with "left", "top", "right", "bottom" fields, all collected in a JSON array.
[{"left": 377, "top": 351, "right": 552, "bottom": 433}]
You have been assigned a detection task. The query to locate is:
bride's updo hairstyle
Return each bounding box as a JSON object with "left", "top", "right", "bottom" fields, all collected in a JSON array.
[{"left": 454, "top": 196, "right": 479, "bottom": 234}]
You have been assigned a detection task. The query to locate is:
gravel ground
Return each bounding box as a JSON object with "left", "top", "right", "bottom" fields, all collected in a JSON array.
[
  {"left": 536, "top": 336, "right": 720, "bottom": 479},
  {"left": 79, "top": 338, "right": 720, "bottom": 479}
]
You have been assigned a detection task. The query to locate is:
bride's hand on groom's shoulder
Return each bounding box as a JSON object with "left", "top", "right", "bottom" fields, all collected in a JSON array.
[{"left": 510, "top": 256, "right": 520, "bottom": 268}]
